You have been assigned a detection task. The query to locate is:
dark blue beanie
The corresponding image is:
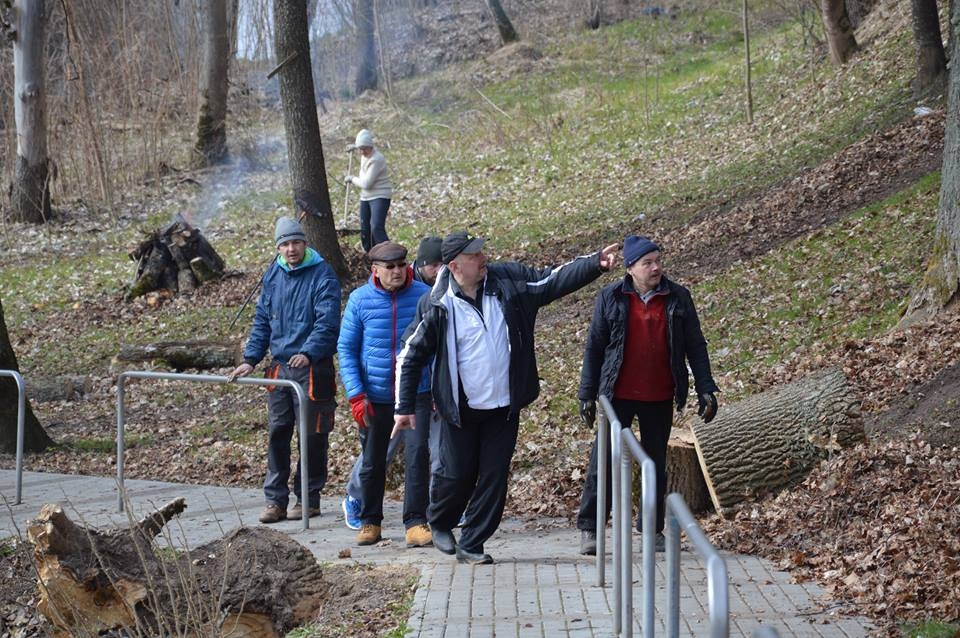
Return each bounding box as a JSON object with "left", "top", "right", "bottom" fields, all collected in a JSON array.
[{"left": 623, "top": 235, "right": 660, "bottom": 267}]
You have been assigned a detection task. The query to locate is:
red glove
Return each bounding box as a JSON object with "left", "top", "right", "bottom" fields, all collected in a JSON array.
[{"left": 349, "top": 394, "right": 373, "bottom": 428}]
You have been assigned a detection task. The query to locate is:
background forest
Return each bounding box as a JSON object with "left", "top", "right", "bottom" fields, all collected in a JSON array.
[{"left": 1, "top": 0, "right": 959, "bottom": 635}]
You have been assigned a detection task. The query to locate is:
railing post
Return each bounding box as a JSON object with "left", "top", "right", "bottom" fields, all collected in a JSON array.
[
  {"left": 620, "top": 429, "right": 633, "bottom": 638},
  {"left": 608, "top": 400, "right": 622, "bottom": 635},
  {"left": 639, "top": 455, "right": 656, "bottom": 638},
  {"left": 0, "top": 370, "right": 26, "bottom": 505},
  {"left": 596, "top": 408, "right": 608, "bottom": 586},
  {"left": 666, "top": 504, "right": 681, "bottom": 638},
  {"left": 115, "top": 371, "right": 313, "bottom": 529}
]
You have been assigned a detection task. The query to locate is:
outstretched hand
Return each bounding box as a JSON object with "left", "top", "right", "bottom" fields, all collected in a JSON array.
[{"left": 599, "top": 243, "right": 619, "bottom": 271}]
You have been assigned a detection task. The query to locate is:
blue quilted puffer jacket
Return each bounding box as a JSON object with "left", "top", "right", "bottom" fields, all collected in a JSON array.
[{"left": 338, "top": 268, "right": 430, "bottom": 403}]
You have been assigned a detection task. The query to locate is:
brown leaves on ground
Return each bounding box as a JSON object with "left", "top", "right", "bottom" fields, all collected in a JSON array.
[{"left": 702, "top": 438, "right": 960, "bottom": 633}]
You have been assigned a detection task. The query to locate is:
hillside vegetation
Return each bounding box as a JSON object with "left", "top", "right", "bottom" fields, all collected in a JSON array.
[{"left": 1, "top": 0, "right": 958, "bottom": 634}]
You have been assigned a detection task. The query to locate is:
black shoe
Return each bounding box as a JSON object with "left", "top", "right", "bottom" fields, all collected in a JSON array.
[
  {"left": 432, "top": 527, "right": 457, "bottom": 555},
  {"left": 580, "top": 530, "right": 597, "bottom": 556},
  {"left": 456, "top": 546, "right": 494, "bottom": 565},
  {"left": 655, "top": 532, "right": 666, "bottom": 552}
]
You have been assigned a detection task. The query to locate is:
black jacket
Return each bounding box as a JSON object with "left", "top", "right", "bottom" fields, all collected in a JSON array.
[
  {"left": 578, "top": 275, "right": 718, "bottom": 410},
  {"left": 395, "top": 252, "right": 606, "bottom": 425}
]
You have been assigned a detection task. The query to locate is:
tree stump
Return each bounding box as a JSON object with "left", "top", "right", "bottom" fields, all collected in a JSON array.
[
  {"left": 691, "top": 366, "right": 864, "bottom": 511},
  {"left": 24, "top": 374, "right": 93, "bottom": 402},
  {"left": 666, "top": 429, "right": 711, "bottom": 513},
  {"left": 27, "top": 500, "right": 329, "bottom": 637},
  {"left": 111, "top": 340, "right": 242, "bottom": 372},
  {"left": 127, "top": 215, "right": 225, "bottom": 301}
]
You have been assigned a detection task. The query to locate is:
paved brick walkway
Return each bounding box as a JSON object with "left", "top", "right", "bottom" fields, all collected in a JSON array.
[{"left": 0, "top": 470, "right": 875, "bottom": 637}]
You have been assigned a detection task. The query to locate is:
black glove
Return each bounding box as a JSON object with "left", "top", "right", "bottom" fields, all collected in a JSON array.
[
  {"left": 697, "top": 393, "right": 718, "bottom": 424},
  {"left": 579, "top": 400, "right": 596, "bottom": 428}
]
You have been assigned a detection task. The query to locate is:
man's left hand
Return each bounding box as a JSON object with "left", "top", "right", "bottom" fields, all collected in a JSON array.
[
  {"left": 391, "top": 414, "right": 416, "bottom": 439},
  {"left": 599, "top": 243, "right": 619, "bottom": 271},
  {"left": 288, "top": 353, "right": 310, "bottom": 368},
  {"left": 698, "top": 393, "right": 718, "bottom": 423}
]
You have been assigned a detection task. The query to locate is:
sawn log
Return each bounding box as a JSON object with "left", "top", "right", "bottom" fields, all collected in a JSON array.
[
  {"left": 691, "top": 366, "right": 864, "bottom": 511},
  {"left": 112, "top": 340, "right": 242, "bottom": 372}
]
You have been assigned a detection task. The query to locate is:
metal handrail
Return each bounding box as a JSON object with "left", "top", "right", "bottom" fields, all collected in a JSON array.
[
  {"left": 116, "top": 370, "right": 313, "bottom": 529},
  {"left": 0, "top": 369, "right": 26, "bottom": 504},
  {"left": 666, "top": 493, "right": 728, "bottom": 638},
  {"left": 597, "top": 396, "right": 656, "bottom": 638}
]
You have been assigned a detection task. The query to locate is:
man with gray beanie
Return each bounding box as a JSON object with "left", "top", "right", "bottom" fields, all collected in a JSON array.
[
  {"left": 228, "top": 216, "right": 341, "bottom": 524},
  {"left": 576, "top": 235, "right": 719, "bottom": 554}
]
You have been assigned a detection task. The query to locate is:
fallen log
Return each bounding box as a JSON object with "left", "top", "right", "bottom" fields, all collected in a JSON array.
[
  {"left": 28, "top": 501, "right": 328, "bottom": 637},
  {"left": 111, "top": 340, "right": 242, "bottom": 372},
  {"left": 691, "top": 366, "right": 864, "bottom": 511},
  {"left": 24, "top": 375, "right": 93, "bottom": 402}
]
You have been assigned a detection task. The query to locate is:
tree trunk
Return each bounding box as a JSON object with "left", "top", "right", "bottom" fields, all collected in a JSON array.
[
  {"left": 354, "top": 0, "right": 378, "bottom": 94},
  {"left": 691, "top": 367, "right": 864, "bottom": 511},
  {"left": 586, "top": 0, "right": 602, "bottom": 29},
  {"left": 911, "top": 0, "right": 947, "bottom": 98},
  {"left": 666, "top": 430, "right": 711, "bottom": 513},
  {"left": 0, "top": 297, "right": 54, "bottom": 453},
  {"left": 273, "top": 0, "right": 349, "bottom": 280},
  {"left": 9, "top": 0, "right": 51, "bottom": 223},
  {"left": 112, "top": 340, "right": 242, "bottom": 372},
  {"left": 820, "top": 0, "right": 858, "bottom": 64},
  {"left": 28, "top": 501, "right": 329, "bottom": 637},
  {"left": 195, "top": 0, "right": 231, "bottom": 165},
  {"left": 903, "top": 0, "right": 960, "bottom": 326},
  {"left": 485, "top": 0, "right": 519, "bottom": 45}
]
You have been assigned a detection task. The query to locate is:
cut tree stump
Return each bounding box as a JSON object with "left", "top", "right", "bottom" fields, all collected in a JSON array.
[
  {"left": 666, "top": 429, "right": 711, "bottom": 513},
  {"left": 691, "top": 366, "right": 864, "bottom": 511},
  {"left": 27, "top": 500, "right": 329, "bottom": 637},
  {"left": 112, "top": 340, "right": 242, "bottom": 372},
  {"left": 24, "top": 375, "right": 93, "bottom": 402},
  {"left": 127, "top": 214, "right": 225, "bottom": 300}
]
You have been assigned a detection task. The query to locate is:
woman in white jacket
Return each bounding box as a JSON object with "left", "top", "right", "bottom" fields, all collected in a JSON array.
[{"left": 345, "top": 129, "right": 393, "bottom": 252}]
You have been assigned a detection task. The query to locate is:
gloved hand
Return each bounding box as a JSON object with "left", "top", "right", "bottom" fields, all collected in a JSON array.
[
  {"left": 697, "top": 393, "right": 718, "bottom": 424},
  {"left": 349, "top": 394, "right": 373, "bottom": 428},
  {"left": 579, "top": 399, "right": 596, "bottom": 428},
  {"left": 344, "top": 175, "right": 353, "bottom": 184}
]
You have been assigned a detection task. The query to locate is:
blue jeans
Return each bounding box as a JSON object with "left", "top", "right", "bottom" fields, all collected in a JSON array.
[
  {"left": 356, "top": 393, "right": 432, "bottom": 527},
  {"left": 359, "top": 198, "right": 390, "bottom": 252},
  {"left": 263, "top": 361, "right": 336, "bottom": 509}
]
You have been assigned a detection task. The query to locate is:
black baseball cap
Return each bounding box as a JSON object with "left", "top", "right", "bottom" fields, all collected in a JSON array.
[{"left": 441, "top": 231, "right": 485, "bottom": 264}]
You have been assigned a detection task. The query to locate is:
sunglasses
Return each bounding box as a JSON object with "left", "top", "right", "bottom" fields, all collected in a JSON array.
[{"left": 375, "top": 261, "right": 407, "bottom": 270}]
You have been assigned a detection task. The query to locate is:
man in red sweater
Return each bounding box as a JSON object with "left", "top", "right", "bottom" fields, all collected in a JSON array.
[{"left": 576, "top": 235, "right": 719, "bottom": 554}]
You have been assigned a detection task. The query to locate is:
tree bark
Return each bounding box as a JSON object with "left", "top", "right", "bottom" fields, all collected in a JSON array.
[
  {"left": 903, "top": 0, "right": 960, "bottom": 326},
  {"left": 666, "top": 430, "right": 711, "bottom": 513},
  {"left": 820, "top": 0, "right": 858, "bottom": 64},
  {"left": 28, "top": 502, "right": 329, "bottom": 637},
  {"left": 354, "top": 0, "right": 378, "bottom": 94},
  {"left": 9, "top": 0, "right": 51, "bottom": 223},
  {"left": 195, "top": 0, "right": 231, "bottom": 165},
  {"left": 25, "top": 375, "right": 93, "bottom": 402},
  {"left": 586, "top": 0, "right": 602, "bottom": 29},
  {"left": 112, "top": 340, "right": 242, "bottom": 372},
  {"left": 485, "top": 0, "right": 519, "bottom": 45},
  {"left": 0, "top": 297, "right": 54, "bottom": 453},
  {"left": 273, "top": 0, "right": 349, "bottom": 280},
  {"left": 911, "top": 0, "right": 947, "bottom": 98},
  {"left": 691, "top": 367, "right": 864, "bottom": 511}
]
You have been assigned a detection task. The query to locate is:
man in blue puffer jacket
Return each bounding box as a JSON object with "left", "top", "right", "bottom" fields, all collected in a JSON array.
[
  {"left": 228, "top": 217, "right": 341, "bottom": 525},
  {"left": 338, "top": 240, "right": 433, "bottom": 548}
]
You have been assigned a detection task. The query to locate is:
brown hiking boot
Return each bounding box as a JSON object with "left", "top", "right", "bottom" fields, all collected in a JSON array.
[
  {"left": 356, "top": 524, "right": 382, "bottom": 546},
  {"left": 259, "top": 504, "right": 286, "bottom": 524},
  {"left": 405, "top": 524, "right": 433, "bottom": 548},
  {"left": 289, "top": 503, "right": 321, "bottom": 519}
]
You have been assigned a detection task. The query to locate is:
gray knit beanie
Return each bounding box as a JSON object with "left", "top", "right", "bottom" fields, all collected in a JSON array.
[{"left": 275, "top": 217, "right": 307, "bottom": 247}]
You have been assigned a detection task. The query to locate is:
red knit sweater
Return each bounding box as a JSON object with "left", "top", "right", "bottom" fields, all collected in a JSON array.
[{"left": 612, "top": 293, "right": 674, "bottom": 401}]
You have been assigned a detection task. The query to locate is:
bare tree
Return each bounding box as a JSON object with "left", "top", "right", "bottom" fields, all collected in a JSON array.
[
  {"left": 272, "top": 0, "right": 348, "bottom": 279},
  {"left": 6, "top": 0, "right": 51, "bottom": 223},
  {"left": 0, "top": 297, "right": 54, "bottom": 453},
  {"left": 354, "top": 0, "right": 378, "bottom": 94},
  {"left": 911, "top": 0, "right": 947, "bottom": 97},
  {"left": 485, "top": 0, "right": 519, "bottom": 45},
  {"left": 820, "top": 0, "right": 858, "bottom": 64},
  {"left": 903, "top": 0, "right": 960, "bottom": 326},
  {"left": 194, "top": 0, "right": 230, "bottom": 165}
]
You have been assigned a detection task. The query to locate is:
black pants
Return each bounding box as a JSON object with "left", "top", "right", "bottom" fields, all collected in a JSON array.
[
  {"left": 428, "top": 405, "right": 518, "bottom": 553},
  {"left": 577, "top": 399, "right": 672, "bottom": 533},
  {"left": 359, "top": 198, "right": 390, "bottom": 252}
]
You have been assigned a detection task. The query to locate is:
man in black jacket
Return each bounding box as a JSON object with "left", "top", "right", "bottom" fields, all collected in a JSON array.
[
  {"left": 576, "top": 235, "right": 719, "bottom": 555},
  {"left": 392, "top": 231, "right": 618, "bottom": 564}
]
